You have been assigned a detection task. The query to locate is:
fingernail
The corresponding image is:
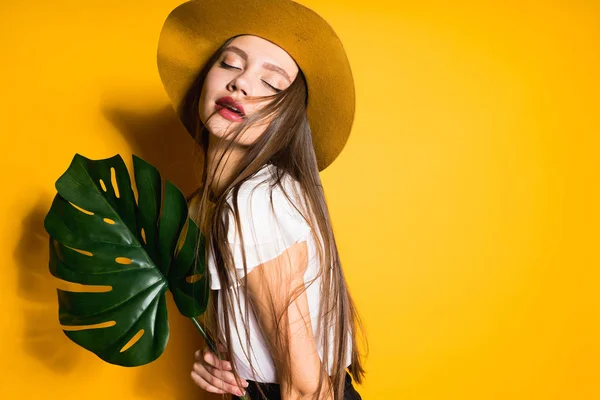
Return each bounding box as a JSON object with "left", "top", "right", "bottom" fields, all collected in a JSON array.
[
  {"left": 237, "top": 389, "right": 244, "bottom": 396},
  {"left": 243, "top": 381, "right": 249, "bottom": 387}
]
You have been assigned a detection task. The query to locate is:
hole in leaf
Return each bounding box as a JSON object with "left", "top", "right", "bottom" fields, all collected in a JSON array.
[
  {"left": 54, "top": 277, "right": 112, "bottom": 293},
  {"left": 110, "top": 167, "right": 120, "bottom": 199},
  {"left": 99, "top": 178, "right": 107, "bottom": 192},
  {"left": 115, "top": 257, "right": 132, "bottom": 265},
  {"left": 185, "top": 274, "right": 203, "bottom": 284},
  {"left": 64, "top": 245, "right": 93, "bottom": 257},
  {"left": 69, "top": 202, "right": 94, "bottom": 215},
  {"left": 52, "top": 238, "right": 64, "bottom": 261},
  {"left": 131, "top": 175, "right": 139, "bottom": 207},
  {"left": 141, "top": 228, "right": 147, "bottom": 244},
  {"left": 175, "top": 219, "right": 189, "bottom": 257},
  {"left": 120, "top": 329, "right": 145, "bottom": 353},
  {"left": 61, "top": 321, "right": 116, "bottom": 331},
  {"left": 103, "top": 218, "right": 115, "bottom": 225}
]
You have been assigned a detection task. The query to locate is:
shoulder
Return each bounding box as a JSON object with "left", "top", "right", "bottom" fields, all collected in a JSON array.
[
  {"left": 225, "top": 165, "right": 310, "bottom": 245},
  {"left": 227, "top": 165, "right": 305, "bottom": 217}
]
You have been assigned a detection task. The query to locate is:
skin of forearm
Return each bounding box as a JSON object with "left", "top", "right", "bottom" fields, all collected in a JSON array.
[
  {"left": 278, "top": 303, "right": 334, "bottom": 399},
  {"left": 246, "top": 242, "right": 334, "bottom": 399},
  {"left": 280, "top": 375, "right": 334, "bottom": 400}
]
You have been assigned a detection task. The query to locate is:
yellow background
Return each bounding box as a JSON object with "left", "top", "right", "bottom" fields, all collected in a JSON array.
[{"left": 1, "top": 0, "right": 599, "bottom": 398}]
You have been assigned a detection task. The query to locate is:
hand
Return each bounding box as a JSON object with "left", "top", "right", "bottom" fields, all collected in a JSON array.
[{"left": 190, "top": 344, "right": 249, "bottom": 397}]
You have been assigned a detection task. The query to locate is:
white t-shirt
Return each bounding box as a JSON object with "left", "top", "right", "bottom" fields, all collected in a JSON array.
[{"left": 206, "top": 163, "right": 352, "bottom": 383}]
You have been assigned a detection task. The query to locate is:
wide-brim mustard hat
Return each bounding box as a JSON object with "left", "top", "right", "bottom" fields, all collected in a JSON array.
[{"left": 157, "top": 0, "right": 355, "bottom": 171}]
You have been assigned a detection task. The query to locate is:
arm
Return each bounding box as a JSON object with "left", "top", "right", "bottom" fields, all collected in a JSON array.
[{"left": 244, "top": 240, "right": 333, "bottom": 400}]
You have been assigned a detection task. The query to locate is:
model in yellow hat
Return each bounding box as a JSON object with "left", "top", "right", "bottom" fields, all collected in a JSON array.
[{"left": 157, "top": 1, "right": 367, "bottom": 399}]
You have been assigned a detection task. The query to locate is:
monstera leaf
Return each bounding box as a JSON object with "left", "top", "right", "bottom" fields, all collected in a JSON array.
[{"left": 43, "top": 153, "right": 213, "bottom": 367}]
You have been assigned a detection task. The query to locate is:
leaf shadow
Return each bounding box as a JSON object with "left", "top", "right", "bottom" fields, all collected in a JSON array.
[
  {"left": 14, "top": 199, "right": 82, "bottom": 374},
  {"left": 101, "top": 102, "right": 220, "bottom": 399},
  {"left": 15, "top": 99, "right": 214, "bottom": 397}
]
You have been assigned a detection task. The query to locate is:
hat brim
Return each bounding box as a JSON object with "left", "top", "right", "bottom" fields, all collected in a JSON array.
[{"left": 157, "top": 0, "right": 355, "bottom": 171}]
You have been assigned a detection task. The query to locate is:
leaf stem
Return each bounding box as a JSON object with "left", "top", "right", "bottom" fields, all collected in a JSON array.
[
  {"left": 190, "top": 317, "right": 218, "bottom": 354},
  {"left": 190, "top": 318, "right": 250, "bottom": 399}
]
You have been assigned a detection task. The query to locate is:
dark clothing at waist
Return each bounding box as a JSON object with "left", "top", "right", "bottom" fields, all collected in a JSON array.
[{"left": 232, "top": 371, "right": 362, "bottom": 400}]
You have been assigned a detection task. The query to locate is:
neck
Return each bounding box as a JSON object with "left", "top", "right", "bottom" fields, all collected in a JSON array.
[{"left": 206, "top": 132, "right": 247, "bottom": 198}]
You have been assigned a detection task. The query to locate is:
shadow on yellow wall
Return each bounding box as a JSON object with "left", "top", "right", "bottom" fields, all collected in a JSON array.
[{"left": 13, "top": 100, "right": 214, "bottom": 398}]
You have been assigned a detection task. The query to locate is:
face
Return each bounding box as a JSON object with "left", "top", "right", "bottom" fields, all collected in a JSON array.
[{"left": 198, "top": 35, "right": 299, "bottom": 145}]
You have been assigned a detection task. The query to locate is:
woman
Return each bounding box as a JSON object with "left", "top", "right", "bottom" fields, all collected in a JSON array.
[{"left": 157, "top": 1, "right": 368, "bottom": 399}]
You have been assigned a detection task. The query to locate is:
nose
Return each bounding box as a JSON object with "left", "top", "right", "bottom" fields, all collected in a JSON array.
[{"left": 227, "top": 71, "right": 251, "bottom": 97}]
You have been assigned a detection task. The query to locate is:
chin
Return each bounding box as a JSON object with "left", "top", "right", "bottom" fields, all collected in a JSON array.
[{"left": 205, "top": 121, "right": 237, "bottom": 140}]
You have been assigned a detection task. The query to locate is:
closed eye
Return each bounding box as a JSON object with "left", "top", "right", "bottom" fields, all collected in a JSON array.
[
  {"left": 219, "top": 61, "right": 282, "bottom": 93},
  {"left": 220, "top": 61, "right": 240, "bottom": 70},
  {"left": 263, "top": 81, "right": 282, "bottom": 93}
]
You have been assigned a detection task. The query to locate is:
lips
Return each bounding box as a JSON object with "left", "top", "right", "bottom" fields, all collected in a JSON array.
[{"left": 215, "top": 96, "right": 245, "bottom": 117}]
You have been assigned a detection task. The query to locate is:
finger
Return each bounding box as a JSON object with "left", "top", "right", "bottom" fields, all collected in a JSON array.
[
  {"left": 190, "top": 370, "right": 226, "bottom": 394},
  {"left": 195, "top": 348, "right": 230, "bottom": 369},
  {"left": 198, "top": 347, "right": 233, "bottom": 371},
  {"left": 193, "top": 361, "right": 246, "bottom": 389},
  {"left": 203, "top": 362, "right": 249, "bottom": 388},
  {"left": 192, "top": 350, "right": 248, "bottom": 387},
  {"left": 216, "top": 341, "right": 227, "bottom": 352},
  {"left": 193, "top": 363, "right": 247, "bottom": 396}
]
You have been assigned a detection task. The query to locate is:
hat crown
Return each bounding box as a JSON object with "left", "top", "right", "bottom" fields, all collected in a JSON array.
[{"left": 157, "top": 0, "right": 355, "bottom": 171}]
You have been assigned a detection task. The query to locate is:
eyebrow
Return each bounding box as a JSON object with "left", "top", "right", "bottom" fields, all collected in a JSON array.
[{"left": 222, "top": 46, "right": 292, "bottom": 83}]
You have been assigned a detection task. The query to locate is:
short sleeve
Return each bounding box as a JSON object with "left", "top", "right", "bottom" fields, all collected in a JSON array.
[{"left": 223, "top": 183, "right": 311, "bottom": 289}]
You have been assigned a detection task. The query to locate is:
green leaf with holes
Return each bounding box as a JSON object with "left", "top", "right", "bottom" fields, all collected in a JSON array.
[{"left": 43, "top": 153, "right": 209, "bottom": 367}]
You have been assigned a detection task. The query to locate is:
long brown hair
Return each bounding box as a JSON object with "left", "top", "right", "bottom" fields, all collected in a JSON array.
[{"left": 184, "top": 35, "right": 368, "bottom": 399}]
